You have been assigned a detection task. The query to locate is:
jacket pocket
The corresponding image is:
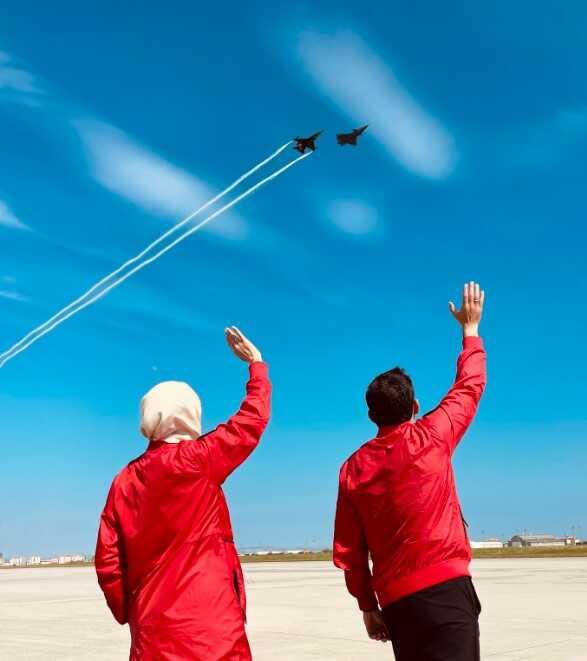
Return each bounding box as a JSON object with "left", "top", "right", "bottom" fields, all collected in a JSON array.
[
  {"left": 222, "top": 539, "right": 247, "bottom": 622},
  {"left": 459, "top": 506, "right": 470, "bottom": 539},
  {"left": 470, "top": 578, "right": 482, "bottom": 616},
  {"left": 232, "top": 568, "right": 247, "bottom": 623}
]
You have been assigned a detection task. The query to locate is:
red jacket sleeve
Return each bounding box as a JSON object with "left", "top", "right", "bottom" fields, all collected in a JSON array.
[
  {"left": 418, "top": 336, "right": 486, "bottom": 452},
  {"left": 333, "top": 479, "right": 378, "bottom": 612},
  {"left": 95, "top": 483, "right": 128, "bottom": 625},
  {"left": 200, "top": 361, "right": 271, "bottom": 484}
]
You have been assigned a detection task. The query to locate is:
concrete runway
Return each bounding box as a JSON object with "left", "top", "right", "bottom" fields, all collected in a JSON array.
[{"left": 1, "top": 559, "right": 586, "bottom": 660}]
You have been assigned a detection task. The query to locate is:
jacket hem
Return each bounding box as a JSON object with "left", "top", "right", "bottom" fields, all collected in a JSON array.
[{"left": 376, "top": 558, "right": 471, "bottom": 607}]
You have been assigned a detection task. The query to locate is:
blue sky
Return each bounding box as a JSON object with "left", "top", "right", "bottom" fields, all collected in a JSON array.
[{"left": 0, "top": 1, "right": 586, "bottom": 556}]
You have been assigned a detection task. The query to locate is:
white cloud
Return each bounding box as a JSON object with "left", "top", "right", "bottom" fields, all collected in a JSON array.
[
  {"left": 72, "top": 118, "right": 248, "bottom": 240},
  {"left": 491, "top": 106, "right": 587, "bottom": 172},
  {"left": 0, "top": 51, "right": 42, "bottom": 95},
  {"left": 0, "top": 289, "right": 29, "bottom": 303},
  {"left": 294, "top": 30, "right": 456, "bottom": 179},
  {"left": 327, "top": 199, "right": 380, "bottom": 235},
  {"left": 0, "top": 200, "right": 29, "bottom": 231}
]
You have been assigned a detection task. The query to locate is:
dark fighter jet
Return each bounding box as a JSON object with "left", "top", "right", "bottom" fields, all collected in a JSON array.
[
  {"left": 336, "top": 125, "right": 368, "bottom": 146},
  {"left": 293, "top": 131, "right": 323, "bottom": 154}
]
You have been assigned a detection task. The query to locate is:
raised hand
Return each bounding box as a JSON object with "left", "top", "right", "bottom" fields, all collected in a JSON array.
[
  {"left": 448, "top": 281, "right": 485, "bottom": 337},
  {"left": 363, "top": 609, "right": 390, "bottom": 643},
  {"left": 225, "top": 326, "right": 263, "bottom": 364}
]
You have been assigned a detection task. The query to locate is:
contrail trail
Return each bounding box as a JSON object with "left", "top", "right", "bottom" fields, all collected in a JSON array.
[
  {"left": 0, "top": 150, "right": 311, "bottom": 368},
  {"left": 0, "top": 141, "right": 292, "bottom": 365}
]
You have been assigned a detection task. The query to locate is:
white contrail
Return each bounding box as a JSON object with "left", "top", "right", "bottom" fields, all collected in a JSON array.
[
  {"left": 0, "top": 151, "right": 311, "bottom": 368},
  {"left": 0, "top": 141, "right": 291, "bottom": 364}
]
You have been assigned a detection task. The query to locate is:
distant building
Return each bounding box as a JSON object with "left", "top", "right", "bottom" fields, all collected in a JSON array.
[
  {"left": 58, "top": 555, "right": 73, "bottom": 564},
  {"left": 508, "top": 534, "right": 575, "bottom": 548},
  {"left": 27, "top": 556, "right": 41, "bottom": 565},
  {"left": 470, "top": 539, "right": 504, "bottom": 549},
  {"left": 8, "top": 557, "right": 25, "bottom": 566}
]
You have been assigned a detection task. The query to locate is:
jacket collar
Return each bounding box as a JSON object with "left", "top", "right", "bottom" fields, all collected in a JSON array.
[
  {"left": 147, "top": 440, "right": 168, "bottom": 451},
  {"left": 147, "top": 437, "right": 198, "bottom": 450},
  {"left": 376, "top": 421, "right": 413, "bottom": 438}
]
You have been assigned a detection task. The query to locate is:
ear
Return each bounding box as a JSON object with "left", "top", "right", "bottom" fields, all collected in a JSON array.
[{"left": 413, "top": 399, "right": 420, "bottom": 418}]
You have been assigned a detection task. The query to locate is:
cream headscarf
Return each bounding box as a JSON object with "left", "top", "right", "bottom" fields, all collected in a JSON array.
[{"left": 140, "top": 381, "right": 202, "bottom": 444}]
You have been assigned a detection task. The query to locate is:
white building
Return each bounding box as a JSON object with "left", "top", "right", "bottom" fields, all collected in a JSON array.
[
  {"left": 509, "top": 534, "right": 570, "bottom": 548},
  {"left": 58, "top": 555, "right": 73, "bottom": 564},
  {"left": 8, "top": 557, "right": 25, "bottom": 566},
  {"left": 27, "top": 556, "right": 41, "bottom": 565},
  {"left": 470, "top": 539, "right": 504, "bottom": 549}
]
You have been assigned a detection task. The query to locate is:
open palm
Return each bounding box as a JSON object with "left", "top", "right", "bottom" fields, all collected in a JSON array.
[{"left": 449, "top": 281, "right": 485, "bottom": 334}]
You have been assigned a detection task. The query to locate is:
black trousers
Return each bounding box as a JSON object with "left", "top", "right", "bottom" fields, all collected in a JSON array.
[{"left": 382, "top": 577, "right": 481, "bottom": 661}]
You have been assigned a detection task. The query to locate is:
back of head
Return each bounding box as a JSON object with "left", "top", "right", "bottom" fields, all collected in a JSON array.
[
  {"left": 366, "top": 367, "right": 414, "bottom": 428},
  {"left": 140, "top": 381, "right": 202, "bottom": 444}
]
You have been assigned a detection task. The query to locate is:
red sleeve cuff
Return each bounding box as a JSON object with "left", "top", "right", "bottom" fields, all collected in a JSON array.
[
  {"left": 463, "top": 336, "right": 483, "bottom": 350},
  {"left": 358, "top": 593, "right": 379, "bottom": 612},
  {"left": 249, "top": 361, "right": 268, "bottom": 377}
]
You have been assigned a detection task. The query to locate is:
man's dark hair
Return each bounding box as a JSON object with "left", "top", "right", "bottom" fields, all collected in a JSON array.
[{"left": 366, "top": 367, "right": 415, "bottom": 427}]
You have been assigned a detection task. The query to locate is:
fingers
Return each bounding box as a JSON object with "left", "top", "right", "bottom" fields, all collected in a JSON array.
[
  {"left": 364, "top": 611, "right": 390, "bottom": 643},
  {"left": 448, "top": 301, "right": 457, "bottom": 317},
  {"left": 225, "top": 326, "right": 262, "bottom": 363},
  {"left": 369, "top": 630, "right": 389, "bottom": 642},
  {"left": 230, "top": 326, "right": 248, "bottom": 343},
  {"left": 225, "top": 327, "right": 237, "bottom": 340},
  {"left": 462, "top": 281, "right": 483, "bottom": 305},
  {"left": 226, "top": 326, "right": 246, "bottom": 347},
  {"left": 225, "top": 327, "right": 244, "bottom": 355},
  {"left": 225, "top": 329, "right": 239, "bottom": 350},
  {"left": 468, "top": 280, "right": 475, "bottom": 307},
  {"left": 227, "top": 326, "right": 250, "bottom": 352}
]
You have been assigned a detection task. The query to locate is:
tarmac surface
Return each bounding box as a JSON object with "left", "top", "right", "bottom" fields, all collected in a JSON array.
[{"left": 1, "top": 558, "right": 586, "bottom": 660}]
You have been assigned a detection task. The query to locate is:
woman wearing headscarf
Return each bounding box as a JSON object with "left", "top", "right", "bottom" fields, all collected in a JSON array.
[{"left": 95, "top": 327, "right": 271, "bottom": 660}]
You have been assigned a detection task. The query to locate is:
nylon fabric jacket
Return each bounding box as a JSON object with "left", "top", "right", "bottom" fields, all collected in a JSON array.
[
  {"left": 333, "top": 337, "right": 486, "bottom": 609},
  {"left": 95, "top": 362, "right": 271, "bottom": 660}
]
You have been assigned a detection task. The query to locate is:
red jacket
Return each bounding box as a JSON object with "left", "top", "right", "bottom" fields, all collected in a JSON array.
[
  {"left": 95, "top": 362, "right": 271, "bottom": 661},
  {"left": 334, "top": 337, "right": 486, "bottom": 610}
]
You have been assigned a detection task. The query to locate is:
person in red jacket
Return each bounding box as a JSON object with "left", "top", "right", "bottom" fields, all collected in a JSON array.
[
  {"left": 334, "top": 282, "right": 487, "bottom": 661},
  {"left": 95, "top": 326, "right": 271, "bottom": 661}
]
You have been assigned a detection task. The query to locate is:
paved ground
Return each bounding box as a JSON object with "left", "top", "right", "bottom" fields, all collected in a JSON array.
[{"left": 1, "top": 558, "right": 586, "bottom": 660}]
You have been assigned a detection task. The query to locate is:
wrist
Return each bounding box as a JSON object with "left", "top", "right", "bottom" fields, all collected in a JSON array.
[{"left": 462, "top": 324, "right": 479, "bottom": 337}]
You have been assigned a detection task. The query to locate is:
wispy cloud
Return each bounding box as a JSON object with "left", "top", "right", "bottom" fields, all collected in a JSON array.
[
  {"left": 1, "top": 49, "right": 248, "bottom": 242},
  {"left": 293, "top": 29, "right": 456, "bottom": 179},
  {"left": 487, "top": 106, "right": 587, "bottom": 173},
  {"left": 327, "top": 199, "right": 380, "bottom": 236},
  {"left": 0, "top": 275, "right": 30, "bottom": 303},
  {"left": 72, "top": 118, "right": 248, "bottom": 240},
  {"left": 0, "top": 289, "right": 29, "bottom": 303},
  {"left": 0, "top": 200, "right": 29, "bottom": 231},
  {"left": 0, "top": 51, "right": 42, "bottom": 96}
]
